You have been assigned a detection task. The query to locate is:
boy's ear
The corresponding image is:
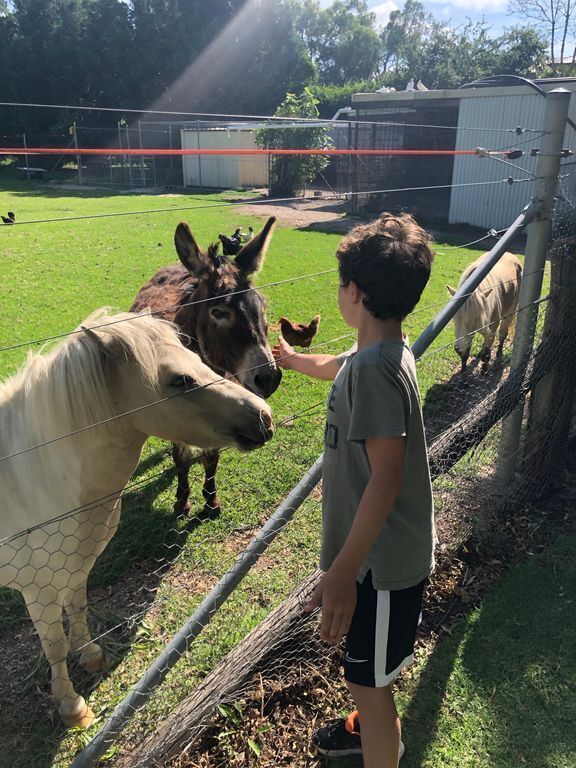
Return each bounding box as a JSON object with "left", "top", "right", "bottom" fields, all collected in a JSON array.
[
  {"left": 350, "top": 281, "right": 363, "bottom": 303},
  {"left": 446, "top": 285, "right": 457, "bottom": 297}
]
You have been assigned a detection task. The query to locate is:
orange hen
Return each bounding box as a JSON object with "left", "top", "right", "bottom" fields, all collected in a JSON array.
[{"left": 279, "top": 314, "right": 320, "bottom": 348}]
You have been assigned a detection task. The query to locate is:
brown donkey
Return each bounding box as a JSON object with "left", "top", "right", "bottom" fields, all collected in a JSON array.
[{"left": 131, "top": 216, "right": 281, "bottom": 516}]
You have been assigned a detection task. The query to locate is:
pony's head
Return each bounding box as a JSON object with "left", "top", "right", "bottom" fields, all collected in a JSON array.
[{"left": 77, "top": 310, "right": 274, "bottom": 452}]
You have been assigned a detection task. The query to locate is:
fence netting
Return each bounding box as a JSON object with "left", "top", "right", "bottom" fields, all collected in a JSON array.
[{"left": 1, "top": 195, "right": 575, "bottom": 768}]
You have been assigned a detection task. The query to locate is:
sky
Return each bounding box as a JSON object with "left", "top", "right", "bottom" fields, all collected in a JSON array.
[{"left": 319, "top": 0, "right": 528, "bottom": 38}]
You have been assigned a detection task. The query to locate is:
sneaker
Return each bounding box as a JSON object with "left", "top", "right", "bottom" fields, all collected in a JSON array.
[{"left": 312, "top": 710, "right": 405, "bottom": 759}]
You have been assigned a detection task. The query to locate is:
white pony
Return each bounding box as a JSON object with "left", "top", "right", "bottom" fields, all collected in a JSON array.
[
  {"left": 447, "top": 251, "right": 522, "bottom": 373},
  {"left": 0, "top": 310, "right": 273, "bottom": 728}
]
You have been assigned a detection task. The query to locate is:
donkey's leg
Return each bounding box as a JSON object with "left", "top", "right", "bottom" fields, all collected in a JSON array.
[
  {"left": 23, "top": 586, "right": 95, "bottom": 728},
  {"left": 200, "top": 449, "right": 221, "bottom": 519},
  {"left": 64, "top": 582, "right": 104, "bottom": 673},
  {"left": 172, "top": 441, "right": 194, "bottom": 515}
]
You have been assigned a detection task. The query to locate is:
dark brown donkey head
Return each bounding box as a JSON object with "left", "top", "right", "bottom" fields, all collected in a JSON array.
[{"left": 132, "top": 216, "right": 281, "bottom": 398}]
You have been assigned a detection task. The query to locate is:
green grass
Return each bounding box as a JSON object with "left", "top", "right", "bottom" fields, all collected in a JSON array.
[
  {"left": 0, "top": 172, "right": 545, "bottom": 766},
  {"left": 399, "top": 533, "right": 576, "bottom": 768}
]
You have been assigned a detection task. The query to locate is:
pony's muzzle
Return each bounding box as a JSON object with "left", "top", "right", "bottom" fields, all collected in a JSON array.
[{"left": 260, "top": 408, "right": 274, "bottom": 439}]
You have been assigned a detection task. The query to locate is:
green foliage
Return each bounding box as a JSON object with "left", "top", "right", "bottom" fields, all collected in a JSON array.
[
  {"left": 255, "top": 88, "right": 333, "bottom": 196},
  {"left": 377, "top": 0, "right": 547, "bottom": 89},
  {"left": 310, "top": 79, "right": 388, "bottom": 118},
  {"left": 291, "top": 0, "right": 381, "bottom": 85},
  {"left": 0, "top": 0, "right": 316, "bottom": 133}
]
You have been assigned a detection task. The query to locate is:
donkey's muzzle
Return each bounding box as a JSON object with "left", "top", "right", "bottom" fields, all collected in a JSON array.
[{"left": 254, "top": 366, "right": 282, "bottom": 398}]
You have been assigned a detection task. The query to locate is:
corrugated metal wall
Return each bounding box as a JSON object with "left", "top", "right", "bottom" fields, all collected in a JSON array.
[
  {"left": 449, "top": 91, "right": 576, "bottom": 229},
  {"left": 181, "top": 129, "right": 268, "bottom": 189}
]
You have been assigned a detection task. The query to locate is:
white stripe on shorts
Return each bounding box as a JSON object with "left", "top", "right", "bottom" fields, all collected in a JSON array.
[
  {"left": 374, "top": 590, "right": 390, "bottom": 684},
  {"left": 374, "top": 589, "right": 414, "bottom": 687}
]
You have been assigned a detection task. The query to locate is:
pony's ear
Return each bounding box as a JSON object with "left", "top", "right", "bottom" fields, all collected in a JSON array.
[
  {"left": 446, "top": 285, "right": 457, "bottom": 297},
  {"left": 234, "top": 217, "right": 276, "bottom": 277},
  {"left": 481, "top": 287, "right": 494, "bottom": 299},
  {"left": 174, "top": 223, "right": 212, "bottom": 275}
]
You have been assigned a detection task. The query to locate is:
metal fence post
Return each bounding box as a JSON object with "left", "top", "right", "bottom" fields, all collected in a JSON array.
[
  {"left": 497, "top": 88, "right": 572, "bottom": 481},
  {"left": 72, "top": 123, "right": 83, "bottom": 186}
]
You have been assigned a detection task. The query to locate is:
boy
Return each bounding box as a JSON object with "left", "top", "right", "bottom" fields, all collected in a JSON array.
[{"left": 272, "top": 213, "right": 435, "bottom": 768}]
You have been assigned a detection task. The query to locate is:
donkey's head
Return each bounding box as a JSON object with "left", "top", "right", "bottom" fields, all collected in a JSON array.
[{"left": 172, "top": 217, "right": 282, "bottom": 398}]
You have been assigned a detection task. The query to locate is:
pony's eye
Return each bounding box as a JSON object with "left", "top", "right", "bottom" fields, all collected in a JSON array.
[
  {"left": 171, "top": 375, "right": 195, "bottom": 388},
  {"left": 211, "top": 307, "right": 230, "bottom": 320}
]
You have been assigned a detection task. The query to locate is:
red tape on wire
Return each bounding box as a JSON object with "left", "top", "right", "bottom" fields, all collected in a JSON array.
[{"left": 0, "top": 147, "right": 493, "bottom": 156}]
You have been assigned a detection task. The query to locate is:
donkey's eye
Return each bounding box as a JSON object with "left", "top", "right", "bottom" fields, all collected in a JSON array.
[
  {"left": 210, "top": 307, "right": 231, "bottom": 320},
  {"left": 171, "top": 375, "right": 195, "bottom": 389}
]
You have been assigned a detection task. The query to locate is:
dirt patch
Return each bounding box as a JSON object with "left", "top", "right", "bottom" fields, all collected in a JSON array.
[{"left": 237, "top": 197, "right": 357, "bottom": 234}]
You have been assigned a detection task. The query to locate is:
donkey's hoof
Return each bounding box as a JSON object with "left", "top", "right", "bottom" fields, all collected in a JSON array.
[
  {"left": 173, "top": 501, "right": 191, "bottom": 516},
  {"left": 80, "top": 643, "right": 104, "bottom": 672},
  {"left": 201, "top": 502, "right": 221, "bottom": 520},
  {"left": 61, "top": 698, "right": 95, "bottom": 729}
]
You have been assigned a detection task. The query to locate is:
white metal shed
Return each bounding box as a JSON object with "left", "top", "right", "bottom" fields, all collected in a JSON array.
[{"left": 181, "top": 124, "right": 269, "bottom": 189}]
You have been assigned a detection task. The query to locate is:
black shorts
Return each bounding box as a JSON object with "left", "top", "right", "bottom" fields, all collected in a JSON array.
[{"left": 344, "top": 571, "right": 425, "bottom": 688}]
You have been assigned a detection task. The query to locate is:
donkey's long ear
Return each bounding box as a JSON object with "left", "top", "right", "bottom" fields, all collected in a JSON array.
[
  {"left": 174, "top": 223, "right": 212, "bottom": 275},
  {"left": 234, "top": 217, "right": 276, "bottom": 277}
]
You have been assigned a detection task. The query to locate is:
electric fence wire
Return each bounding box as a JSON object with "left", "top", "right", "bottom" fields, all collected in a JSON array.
[
  {"left": 0, "top": 101, "right": 540, "bottom": 134},
  {"left": 0, "top": 176, "right": 533, "bottom": 230}
]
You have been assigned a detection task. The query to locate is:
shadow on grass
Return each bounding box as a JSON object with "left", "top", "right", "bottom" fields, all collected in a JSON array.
[
  {"left": 400, "top": 535, "right": 575, "bottom": 768},
  {"left": 458, "top": 535, "right": 576, "bottom": 767}
]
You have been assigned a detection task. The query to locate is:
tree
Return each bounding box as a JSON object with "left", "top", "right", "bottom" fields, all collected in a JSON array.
[
  {"left": 292, "top": 0, "right": 381, "bottom": 84},
  {"left": 497, "top": 26, "right": 548, "bottom": 75},
  {"left": 509, "top": 0, "right": 575, "bottom": 69},
  {"left": 145, "top": 0, "right": 316, "bottom": 117},
  {"left": 255, "top": 89, "right": 333, "bottom": 196},
  {"left": 380, "top": 0, "right": 429, "bottom": 77}
]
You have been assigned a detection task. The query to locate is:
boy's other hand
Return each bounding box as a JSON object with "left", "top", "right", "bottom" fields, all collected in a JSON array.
[
  {"left": 304, "top": 567, "right": 357, "bottom": 645},
  {"left": 272, "top": 334, "right": 296, "bottom": 369}
]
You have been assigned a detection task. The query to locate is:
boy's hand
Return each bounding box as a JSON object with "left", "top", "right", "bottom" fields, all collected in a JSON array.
[
  {"left": 304, "top": 566, "right": 357, "bottom": 645},
  {"left": 272, "top": 334, "right": 296, "bottom": 369}
]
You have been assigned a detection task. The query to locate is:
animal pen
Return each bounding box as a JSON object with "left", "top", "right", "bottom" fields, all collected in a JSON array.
[{"left": 1, "top": 89, "right": 576, "bottom": 768}]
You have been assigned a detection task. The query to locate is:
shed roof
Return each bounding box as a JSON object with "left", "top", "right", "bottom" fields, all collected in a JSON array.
[{"left": 352, "top": 80, "right": 576, "bottom": 110}]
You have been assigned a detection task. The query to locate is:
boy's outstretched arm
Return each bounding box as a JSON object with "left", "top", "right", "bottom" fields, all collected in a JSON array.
[
  {"left": 272, "top": 334, "right": 341, "bottom": 380},
  {"left": 306, "top": 435, "right": 406, "bottom": 644}
]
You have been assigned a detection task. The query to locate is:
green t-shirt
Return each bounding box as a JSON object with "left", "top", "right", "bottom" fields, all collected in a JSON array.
[{"left": 320, "top": 340, "right": 435, "bottom": 591}]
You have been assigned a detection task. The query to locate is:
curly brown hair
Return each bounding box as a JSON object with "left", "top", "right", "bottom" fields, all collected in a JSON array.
[{"left": 336, "top": 212, "right": 434, "bottom": 321}]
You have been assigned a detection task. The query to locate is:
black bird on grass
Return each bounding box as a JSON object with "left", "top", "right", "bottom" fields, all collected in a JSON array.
[
  {"left": 1, "top": 211, "right": 15, "bottom": 225},
  {"left": 218, "top": 228, "right": 242, "bottom": 256}
]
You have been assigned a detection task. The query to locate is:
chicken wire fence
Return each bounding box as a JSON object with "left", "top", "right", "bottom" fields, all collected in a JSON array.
[{"left": 1, "top": 189, "right": 575, "bottom": 768}]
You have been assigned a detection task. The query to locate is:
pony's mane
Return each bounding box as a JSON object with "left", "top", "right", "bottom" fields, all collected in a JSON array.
[{"left": 4, "top": 310, "right": 179, "bottom": 441}]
